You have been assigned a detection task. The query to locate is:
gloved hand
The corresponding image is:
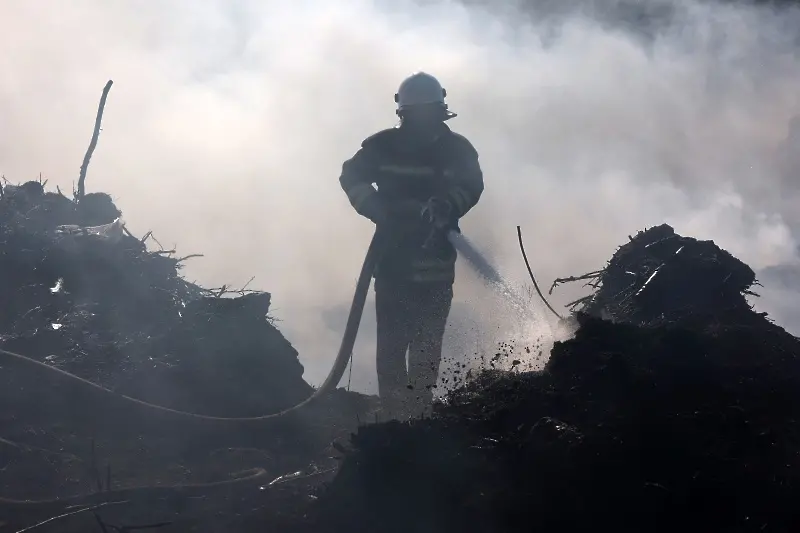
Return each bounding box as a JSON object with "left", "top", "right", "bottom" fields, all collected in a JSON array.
[{"left": 421, "top": 196, "right": 453, "bottom": 229}]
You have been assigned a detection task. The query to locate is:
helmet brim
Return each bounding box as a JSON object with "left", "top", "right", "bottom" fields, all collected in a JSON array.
[{"left": 396, "top": 106, "right": 457, "bottom": 121}]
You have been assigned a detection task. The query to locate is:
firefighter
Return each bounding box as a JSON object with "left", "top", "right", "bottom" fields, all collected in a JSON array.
[{"left": 338, "top": 72, "right": 484, "bottom": 417}]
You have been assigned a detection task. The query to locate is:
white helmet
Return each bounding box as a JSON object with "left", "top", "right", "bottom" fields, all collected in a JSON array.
[{"left": 394, "top": 72, "right": 456, "bottom": 119}]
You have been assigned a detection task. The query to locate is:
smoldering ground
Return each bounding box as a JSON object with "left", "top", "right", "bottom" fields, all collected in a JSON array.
[{"left": 1, "top": 0, "right": 799, "bottom": 395}]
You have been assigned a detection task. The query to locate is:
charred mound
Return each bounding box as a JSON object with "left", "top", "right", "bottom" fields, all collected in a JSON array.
[
  {"left": 0, "top": 181, "right": 312, "bottom": 419},
  {"left": 307, "top": 224, "right": 800, "bottom": 533},
  {"left": 0, "top": 181, "right": 377, "bottom": 521},
  {"left": 570, "top": 222, "right": 762, "bottom": 327}
]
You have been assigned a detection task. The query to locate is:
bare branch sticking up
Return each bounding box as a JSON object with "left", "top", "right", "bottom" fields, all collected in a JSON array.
[
  {"left": 516, "top": 226, "right": 563, "bottom": 320},
  {"left": 241, "top": 276, "right": 255, "bottom": 292},
  {"left": 77, "top": 79, "right": 114, "bottom": 201}
]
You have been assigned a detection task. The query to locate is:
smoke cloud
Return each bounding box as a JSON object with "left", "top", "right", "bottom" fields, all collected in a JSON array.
[{"left": 2, "top": 0, "right": 799, "bottom": 394}]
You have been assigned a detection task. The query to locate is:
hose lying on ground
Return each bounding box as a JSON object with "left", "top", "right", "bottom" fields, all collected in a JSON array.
[{"left": 0, "top": 230, "right": 383, "bottom": 423}]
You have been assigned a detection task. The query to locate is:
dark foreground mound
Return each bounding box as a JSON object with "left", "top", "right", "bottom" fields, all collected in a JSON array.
[
  {"left": 0, "top": 182, "right": 375, "bottom": 531},
  {"left": 304, "top": 224, "right": 800, "bottom": 533},
  {"left": 0, "top": 181, "right": 312, "bottom": 418}
]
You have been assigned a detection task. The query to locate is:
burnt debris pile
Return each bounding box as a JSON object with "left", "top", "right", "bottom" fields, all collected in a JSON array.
[
  {"left": 0, "top": 181, "right": 375, "bottom": 532},
  {"left": 0, "top": 181, "right": 313, "bottom": 422},
  {"left": 308, "top": 224, "right": 800, "bottom": 533},
  {"left": 559, "top": 223, "right": 760, "bottom": 326}
]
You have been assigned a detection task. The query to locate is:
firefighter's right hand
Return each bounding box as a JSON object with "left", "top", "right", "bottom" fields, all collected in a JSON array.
[{"left": 421, "top": 197, "right": 452, "bottom": 228}]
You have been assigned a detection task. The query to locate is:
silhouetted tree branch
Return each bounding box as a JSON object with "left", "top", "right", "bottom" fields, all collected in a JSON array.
[{"left": 77, "top": 79, "right": 114, "bottom": 201}]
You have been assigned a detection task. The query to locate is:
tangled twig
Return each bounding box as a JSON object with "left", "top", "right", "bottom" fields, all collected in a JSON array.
[{"left": 549, "top": 270, "right": 603, "bottom": 295}]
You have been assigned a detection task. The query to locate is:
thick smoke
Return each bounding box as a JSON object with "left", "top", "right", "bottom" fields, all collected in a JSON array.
[{"left": 1, "top": 0, "right": 799, "bottom": 394}]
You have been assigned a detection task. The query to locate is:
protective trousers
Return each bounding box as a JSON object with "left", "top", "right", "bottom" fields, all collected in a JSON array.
[{"left": 374, "top": 279, "right": 453, "bottom": 417}]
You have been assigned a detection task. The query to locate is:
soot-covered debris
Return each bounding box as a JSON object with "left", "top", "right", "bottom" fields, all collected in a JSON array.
[
  {"left": 302, "top": 225, "right": 800, "bottom": 533},
  {"left": 0, "top": 180, "right": 312, "bottom": 417},
  {"left": 0, "top": 181, "right": 378, "bottom": 532},
  {"left": 554, "top": 223, "right": 762, "bottom": 326}
]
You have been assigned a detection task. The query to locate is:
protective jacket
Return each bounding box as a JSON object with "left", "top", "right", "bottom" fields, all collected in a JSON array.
[{"left": 339, "top": 124, "right": 484, "bottom": 284}]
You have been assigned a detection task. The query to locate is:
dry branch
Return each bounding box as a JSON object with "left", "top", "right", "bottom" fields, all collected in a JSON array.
[
  {"left": 14, "top": 500, "right": 128, "bottom": 533},
  {"left": 77, "top": 80, "right": 114, "bottom": 201},
  {"left": 516, "top": 226, "right": 563, "bottom": 320},
  {"left": 548, "top": 270, "right": 603, "bottom": 295},
  {"left": 175, "top": 253, "right": 204, "bottom": 263},
  {"left": 241, "top": 276, "right": 255, "bottom": 292}
]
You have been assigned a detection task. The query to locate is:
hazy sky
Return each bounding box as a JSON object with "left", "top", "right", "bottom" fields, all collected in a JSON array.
[{"left": 2, "top": 0, "right": 800, "bottom": 395}]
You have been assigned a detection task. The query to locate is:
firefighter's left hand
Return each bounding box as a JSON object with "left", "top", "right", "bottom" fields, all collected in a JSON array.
[{"left": 421, "top": 197, "right": 453, "bottom": 228}]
